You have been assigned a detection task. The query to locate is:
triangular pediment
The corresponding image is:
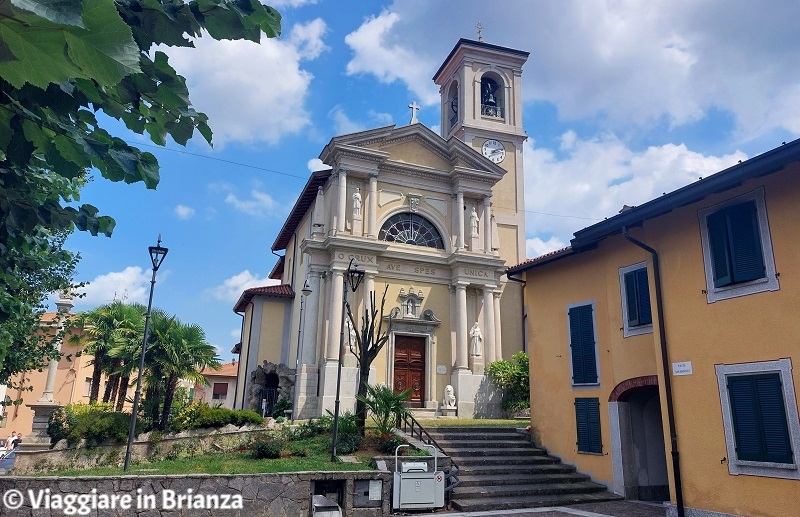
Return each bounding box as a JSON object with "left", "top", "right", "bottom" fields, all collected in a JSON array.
[{"left": 319, "top": 124, "right": 506, "bottom": 180}]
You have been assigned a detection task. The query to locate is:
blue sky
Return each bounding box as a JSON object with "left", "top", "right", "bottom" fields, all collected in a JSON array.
[{"left": 62, "top": 0, "right": 800, "bottom": 361}]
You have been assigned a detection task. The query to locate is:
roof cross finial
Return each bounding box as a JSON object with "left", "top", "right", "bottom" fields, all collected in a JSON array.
[
  {"left": 475, "top": 21, "right": 485, "bottom": 42},
  {"left": 408, "top": 101, "right": 420, "bottom": 124}
]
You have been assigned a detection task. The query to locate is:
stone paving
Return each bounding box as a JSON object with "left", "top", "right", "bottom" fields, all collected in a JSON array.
[{"left": 440, "top": 500, "right": 666, "bottom": 517}]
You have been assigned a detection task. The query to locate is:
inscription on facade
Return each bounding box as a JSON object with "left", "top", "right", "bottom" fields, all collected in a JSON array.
[
  {"left": 463, "top": 268, "right": 489, "bottom": 278},
  {"left": 337, "top": 253, "right": 375, "bottom": 264},
  {"left": 382, "top": 263, "right": 438, "bottom": 276},
  {"left": 414, "top": 267, "right": 436, "bottom": 276},
  {"left": 386, "top": 263, "right": 401, "bottom": 271}
]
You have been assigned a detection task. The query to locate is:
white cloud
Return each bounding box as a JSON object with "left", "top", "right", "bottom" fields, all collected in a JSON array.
[
  {"left": 174, "top": 204, "right": 196, "bottom": 220},
  {"left": 307, "top": 158, "right": 328, "bottom": 172},
  {"left": 209, "top": 270, "right": 279, "bottom": 302},
  {"left": 523, "top": 132, "right": 747, "bottom": 247},
  {"left": 329, "top": 105, "right": 366, "bottom": 134},
  {"left": 344, "top": 11, "right": 439, "bottom": 106},
  {"left": 526, "top": 236, "right": 568, "bottom": 258},
  {"left": 225, "top": 190, "right": 280, "bottom": 217},
  {"left": 162, "top": 19, "right": 327, "bottom": 146},
  {"left": 367, "top": 110, "right": 393, "bottom": 126},
  {"left": 230, "top": 328, "right": 242, "bottom": 339},
  {"left": 75, "top": 267, "right": 151, "bottom": 308}
]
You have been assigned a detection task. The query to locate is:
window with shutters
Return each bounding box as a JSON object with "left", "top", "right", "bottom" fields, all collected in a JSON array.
[
  {"left": 619, "top": 263, "right": 653, "bottom": 338},
  {"left": 567, "top": 302, "right": 599, "bottom": 385},
  {"left": 212, "top": 382, "right": 228, "bottom": 400},
  {"left": 575, "top": 397, "right": 602, "bottom": 453},
  {"left": 715, "top": 359, "right": 800, "bottom": 479},
  {"left": 698, "top": 187, "right": 779, "bottom": 303}
]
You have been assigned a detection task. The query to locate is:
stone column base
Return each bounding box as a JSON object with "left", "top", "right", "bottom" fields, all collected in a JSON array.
[
  {"left": 22, "top": 403, "right": 61, "bottom": 451},
  {"left": 294, "top": 365, "right": 320, "bottom": 420}
]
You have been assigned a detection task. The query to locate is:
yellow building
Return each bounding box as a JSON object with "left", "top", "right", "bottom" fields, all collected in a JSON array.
[
  {"left": 233, "top": 39, "right": 530, "bottom": 419},
  {"left": 508, "top": 139, "right": 800, "bottom": 517}
]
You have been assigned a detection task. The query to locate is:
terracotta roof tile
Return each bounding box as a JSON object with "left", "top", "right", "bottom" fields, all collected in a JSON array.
[
  {"left": 507, "top": 246, "right": 575, "bottom": 274},
  {"left": 233, "top": 284, "right": 294, "bottom": 313},
  {"left": 199, "top": 361, "right": 238, "bottom": 377}
]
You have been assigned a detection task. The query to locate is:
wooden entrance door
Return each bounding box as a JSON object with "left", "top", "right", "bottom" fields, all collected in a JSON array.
[{"left": 394, "top": 335, "right": 425, "bottom": 407}]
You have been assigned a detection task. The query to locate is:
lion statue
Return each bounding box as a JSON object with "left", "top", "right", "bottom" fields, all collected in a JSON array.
[{"left": 444, "top": 385, "right": 456, "bottom": 408}]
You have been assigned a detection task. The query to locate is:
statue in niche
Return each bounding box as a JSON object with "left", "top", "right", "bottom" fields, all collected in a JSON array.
[
  {"left": 444, "top": 385, "right": 456, "bottom": 408},
  {"left": 470, "top": 322, "right": 483, "bottom": 356},
  {"left": 353, "top": 188, "right": 362, "bottom": 217},
  {"left": 470, "top": 207, "right": 479, "bottom": 236},
  {"left": 406, "top": 300, "right": 415, "bottom": 316}
]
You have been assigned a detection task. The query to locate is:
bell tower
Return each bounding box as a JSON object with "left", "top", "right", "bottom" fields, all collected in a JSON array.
[{"left": 433, "top": 39, "right": 529, "bottom": 264}]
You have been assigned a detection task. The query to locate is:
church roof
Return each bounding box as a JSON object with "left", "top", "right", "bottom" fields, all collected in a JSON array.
[
  {"left": 271, "top": 168, "right": 332, "bottom": 252},
  {"left": 233, "top": 284, "right": 294, "bottom": 313},
  {"left": 433, "top": 38, "right": 530, "bottom": 83}
]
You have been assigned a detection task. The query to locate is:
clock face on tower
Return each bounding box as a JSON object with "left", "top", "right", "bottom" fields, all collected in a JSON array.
[{"left": 482, "top": 139, "right": 506, "bottom": 164}]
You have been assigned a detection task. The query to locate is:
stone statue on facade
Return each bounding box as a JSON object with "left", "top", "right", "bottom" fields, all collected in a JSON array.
[
  {"left": 470, "top": 207, "right": 479, "bottom": 236},
  {"left": 353, "top": 188, "right": 362, "bottom": 217},
  {"left": 470, "top": 322, "right": 483, "bottom": 356}
]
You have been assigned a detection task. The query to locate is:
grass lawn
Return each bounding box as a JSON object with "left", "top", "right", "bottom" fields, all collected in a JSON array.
[{"left": 45, "top": 435, "right": 375, "bottom": 477}]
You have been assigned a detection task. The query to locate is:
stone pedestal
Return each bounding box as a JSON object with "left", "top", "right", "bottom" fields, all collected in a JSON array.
[
  {"left": 22, "top": 403, "right": 61, "bottom": 451},
  {"left": 352, "top": 214, "right": 363, "bottom": 236},
  {"left": 469, "top": 234, "right": 480, "bottom": 252},
  {"left": 294, "top": 365, "right": 320, "bottom": 420},
  {"left": 440, "top": 407, "right": 457, "bottom": 418}
]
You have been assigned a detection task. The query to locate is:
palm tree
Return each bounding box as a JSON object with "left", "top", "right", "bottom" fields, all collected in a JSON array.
[
  {"left": 145, "top": 311, "right": 220, "bottom": 430},
  {"left": 71, "top": 301, "right": 135, "bottom": 404},
  {"left": 106, "top": 303, "right": 146, "bottom": 411}
]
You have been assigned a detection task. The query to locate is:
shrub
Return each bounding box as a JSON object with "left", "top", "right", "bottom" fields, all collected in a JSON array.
[
  {"left": 377, "top": 432, "right": 407, "bottom": 454},
  {"left": 47, "top": 403, "right": 138, "bottom": 446},
  {"left": 169, "top": 402, "right": 263, "bottom": 432},
  {"left": 271, "top": 396, "right": 291, "bottom": 418},
  {"left": 248, "top": 435, "right": 282, "bottom": 459},
  {"left": 357, "top": 384, "right": 410, "bottom": 436},
  {"left": 335, "top": 433, "right": 362, "bottom": 454},
  {"left": 291, "top": 417, "right": 330, "bottom": 440},
  {"left": 486, "top": 352, "right": 530, "bottom": 412}
]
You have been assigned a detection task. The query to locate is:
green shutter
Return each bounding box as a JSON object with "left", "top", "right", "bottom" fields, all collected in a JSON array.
[
  {"left": 708, "top": 209, "right": 733, "bottom": 287},
  {"left": 624, "top": 271, "right": 639, "bottom": 326},
  {"left": 575, "top": 397, "right": 602, "bottom": 453},
  {"left": 635, "top": 268, "right": 652, "bottom": 325},
  {"left": 726, "top": 202, "right": 765, "bottom": 284},
  {"left": 569, "top": 305, "right": 596, "bottom": 384},
  {"left": 728, "top": 373, "right": 793, "bottom": 464}
]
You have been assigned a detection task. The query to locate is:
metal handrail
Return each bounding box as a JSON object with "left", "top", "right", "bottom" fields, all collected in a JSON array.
[{"left": 398, "top": 413, "right": 460, "bottom": 504}]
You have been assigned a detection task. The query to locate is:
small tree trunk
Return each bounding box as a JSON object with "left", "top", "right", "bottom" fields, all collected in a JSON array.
[
  {"left": 159, "top": 376, "right": 178, "bottom": 431},
  {"left": 89, "top": 353, "right": 104, "bottom": 404},
  {"left": 116, "top": 375, "right": 130, "bottom": 412},
  {"left": 356, "top": 362, "right": 370, "bottom": 436}
]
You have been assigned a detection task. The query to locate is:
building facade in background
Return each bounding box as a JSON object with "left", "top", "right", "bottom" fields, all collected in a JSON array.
[
  {"left": 233, "top": 39, "right": 530, "bottom": 419},
  {"left": 509, "top": 140, "right": 800, "bottom": 517}
]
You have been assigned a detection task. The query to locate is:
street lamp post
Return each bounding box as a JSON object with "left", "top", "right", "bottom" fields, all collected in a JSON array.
[
  {"left": 292, "top": 279, "right": 312, "bottom": 423},
  {"left": 331, "top": 259, "right": 365, "bottom": 461},
  {"left": 124, "top": 235, "right": 168, "bottom": 471}
]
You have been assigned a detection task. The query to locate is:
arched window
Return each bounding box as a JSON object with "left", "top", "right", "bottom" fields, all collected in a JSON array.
[
  {"left": 379, "top": 213, "right": 445, "bottom": 250},
  {"left": 480, "top": 75, "right": 504, "bottom": 119}
]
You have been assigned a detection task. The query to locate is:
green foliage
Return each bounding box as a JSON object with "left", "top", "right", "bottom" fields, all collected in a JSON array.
[
  {"left": 291, "top": 417, "right": 331, "bottom": 440},
  {"left": 377, "top": 432, "right": 407, "bottom": 454},
  {"left": 486, "top": 352, "right": 530, "bottom": 412},
  {"left": 247, "top": 434, "right": 281, "bottom": 459},
  {"left": 0, "top": 0, "right": 281, "bottom": 379},
  {"left": 169, "top": 402, "right": 263, "bottom": 432},
  {"left": 47, "top": 403, "right": 138, "bottom": 446},
  {"left": 271, "top": 396, "right": 291, "bottom": 417},
  {"left": 335, "top": 433, "right": 362, "bottom": 455},
  {"left": 357, "top": 383, "right": 411, "bottom": 436}
]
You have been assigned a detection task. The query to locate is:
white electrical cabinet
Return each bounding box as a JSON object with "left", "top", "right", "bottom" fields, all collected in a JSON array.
[{"left": 392, "top": 444, "right": 445, "bottom": 511}]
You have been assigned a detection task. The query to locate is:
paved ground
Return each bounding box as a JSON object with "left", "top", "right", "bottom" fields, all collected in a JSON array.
[{"left": 437, "top": 500, "right": 667, "bottom": 517}]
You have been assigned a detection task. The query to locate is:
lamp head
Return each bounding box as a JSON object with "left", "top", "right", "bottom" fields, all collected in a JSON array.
[
  {"left": 302, "top": 279, "right": 312, "bottom": 297},
  {"left": 148, "top": 234, "right": 169, "bottom": 271},
  {"left": 346, "top": 259, "right": 365, "bottom": 293}
]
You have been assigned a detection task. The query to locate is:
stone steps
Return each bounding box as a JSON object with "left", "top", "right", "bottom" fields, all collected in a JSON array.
[{"left": 430, "top": 426, "right": 621, "bottom": 512}]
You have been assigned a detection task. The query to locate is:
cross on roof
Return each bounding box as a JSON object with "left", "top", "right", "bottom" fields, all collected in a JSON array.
[
  {"left": 408, "top": 101, "right": 420, "bottom": 124},
  {"left": 475, "top": 21, "right": 485, "bottom": 42}
]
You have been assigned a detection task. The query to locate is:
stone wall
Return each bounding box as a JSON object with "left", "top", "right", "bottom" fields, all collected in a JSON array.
[
  {"left": 0, "top": 471, "right": 392, "bottom": 516},
  {"left": 13, "top": 426, "right": 266, "bottom": 474}
]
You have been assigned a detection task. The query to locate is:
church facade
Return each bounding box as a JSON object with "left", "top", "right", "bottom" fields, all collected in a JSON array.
[{"left": 232, "top": 39, "right": 530, "bottom": 419}]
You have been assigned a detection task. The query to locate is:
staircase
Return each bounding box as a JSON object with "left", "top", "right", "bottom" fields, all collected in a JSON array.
[{"left": 426, "top": 426, "right": 621, "bottom": 512}]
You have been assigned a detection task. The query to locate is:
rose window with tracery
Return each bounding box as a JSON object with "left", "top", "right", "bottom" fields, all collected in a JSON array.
[{"left": 379, "top": 213, "right": 444, "bottom": 249}]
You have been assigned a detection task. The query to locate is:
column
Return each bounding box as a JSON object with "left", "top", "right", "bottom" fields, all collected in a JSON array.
[
  {"left": 327, "top": 269, "right": 344, "bottom": 362},
  {"left": 456, "top": 191, "right": 465, "bottom": 250},
  {"left": 363, "top": 273, "right": 375, "bottom": 309},
  {"left": 39, "top": 293, "right": 73, "bottom": 403},
  {"left": 494, "top": 290, "right": 503, "bottom": 361},
  {"left": 483, "top": 287, "right": 496, "bottom": 363},
  {"left": 367, "top": 175, "right": 378, "bottom": 238},
  {"left": 455, "top": 283, "right": 468, "bottom": 369},
  {"left": 482, "top": 196, "right": 492, "bottom": 253},
  {"left": 336, "top": 169, "right": 347, "bottom": 234},
  {"left": 301, "top": 270, "right": 322, "bottom": 365}
]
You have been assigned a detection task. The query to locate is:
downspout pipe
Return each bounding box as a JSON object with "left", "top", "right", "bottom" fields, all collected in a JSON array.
[{"left": 622, "top": 227, "right": 685, "bottom": 517}]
